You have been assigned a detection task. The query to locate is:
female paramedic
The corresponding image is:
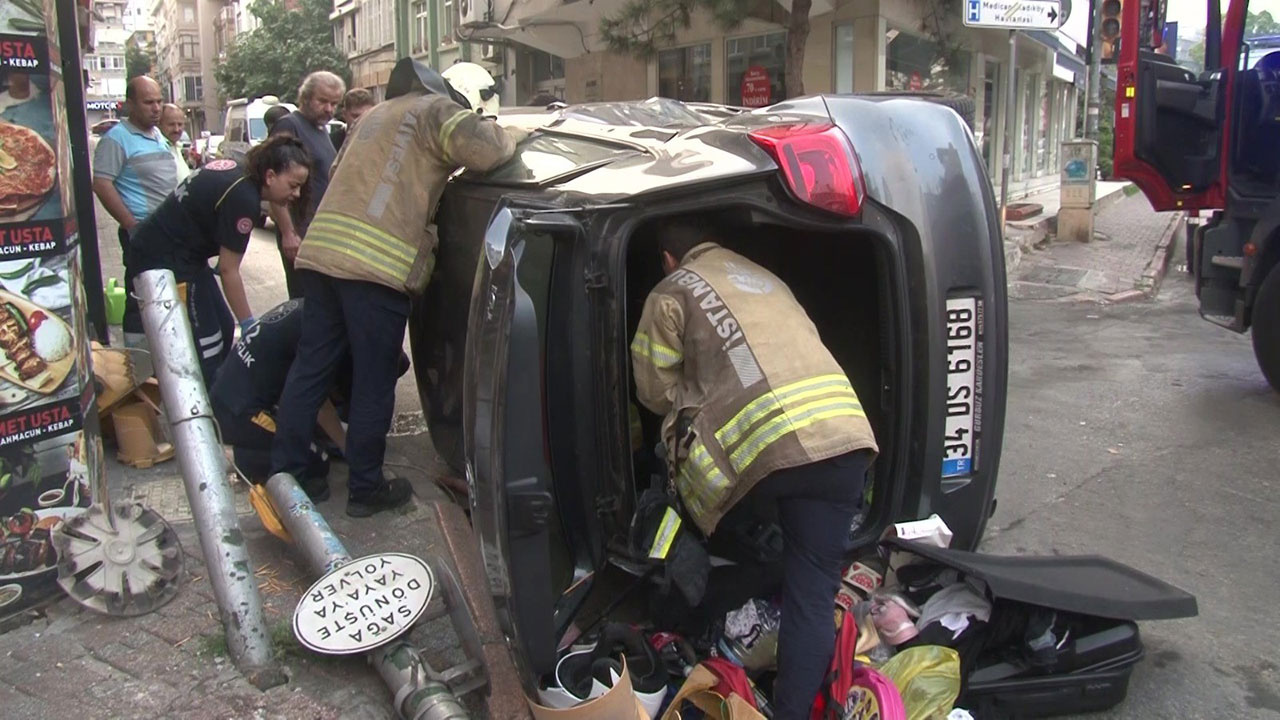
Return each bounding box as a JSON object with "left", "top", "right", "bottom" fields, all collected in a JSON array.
[{"left": 128, "top": 136, "right": 311, "bottom": 383}]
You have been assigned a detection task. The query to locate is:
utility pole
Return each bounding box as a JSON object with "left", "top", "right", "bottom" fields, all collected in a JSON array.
[
  {"left": 1085, "top": 0, "right": 1103, "bottom": 139},
  {"left": 1000, "top": 30, "right": 1017, "bottom": 223}
]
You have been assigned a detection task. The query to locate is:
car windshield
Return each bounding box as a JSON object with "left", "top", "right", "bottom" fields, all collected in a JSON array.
[
  {"left": 249, "top": 118, "right": 266, "bottom": 140},
  {"left": 471, "top": 133, "right": 640, "bottom": 185}
]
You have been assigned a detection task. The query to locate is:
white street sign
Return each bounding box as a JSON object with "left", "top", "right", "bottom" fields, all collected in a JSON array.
[
  {"left": 963, "top": 0, "right": 1063, "bottom": 30},
  {"left": 293, "top": 553, "right": 435, "bottom": 655}
]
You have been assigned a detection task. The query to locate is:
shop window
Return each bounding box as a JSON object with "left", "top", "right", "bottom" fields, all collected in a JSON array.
[
  {"left": 835, "top": 24, "right": 854, "bottom": 94},
  {"left": 885, "top": 27, "right": 971, "bottom": 93},
  {"left": 1037, "top": 76, "right": 1051, "bottom": 173},
  {"left": 727, "top": 31, "right": 786, "bottom": 107},
  {"left": 658, "top": 44, "right": 711, "bottom": 103},
  {"left": 531, "top": 50, "right": 565, "bottom": 84},
  {"left": 982, "top": 59, "right": 999, "bottom": 174},
  {"left": 1022, "top": 73, "right": 1037, "bottom": 176}
]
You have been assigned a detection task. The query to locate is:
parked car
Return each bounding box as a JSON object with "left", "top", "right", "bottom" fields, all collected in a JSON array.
[
  {"left": 217, "top": 96, "right": 296, "bottom": 163},
  {"left": 410, "top": 97, "right": 1196, "bottom": 704},
  {"left": 90, "top": 118, "right": 119, "bottom": 135}
]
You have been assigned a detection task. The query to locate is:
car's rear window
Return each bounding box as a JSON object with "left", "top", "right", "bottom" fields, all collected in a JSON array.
[{"left": 474, "top": 133, "right": 639, "bottom": 185}]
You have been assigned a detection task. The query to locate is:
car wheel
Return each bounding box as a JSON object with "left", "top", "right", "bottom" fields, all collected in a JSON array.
[{"left": 1252, "top": 261, "right": 1280, "bottom": 392}]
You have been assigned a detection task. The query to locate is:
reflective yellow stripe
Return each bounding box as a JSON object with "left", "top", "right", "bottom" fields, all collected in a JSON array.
[
  {"left": 647, "top": 507, "right": 682, "bottom": 560},
  {"left": 439, "top": 109, "right": 474, "bottom": 163},
  {"left": 729, "top": 397, "right": 866, "bottom": 474},
  {"left": 306, "top": 234, "right": 409, "bottom": 281},
  {"left": 306, "top": 219, "right": 414, "bottom": 279},
  {"left": 676, "top": 441, "right": 730, "bottom": 526},
  {"left": 631, "top": 332, "right": 682, "bottom": 368},
  {"left": 310, "top": 215, "right": 416, "bottom": 265},
  {"left": 716, "top": 374, "right": 852, "bottom": 450},
  {"left": 311, "top": 213, "right": 415, "bottom": 263}
]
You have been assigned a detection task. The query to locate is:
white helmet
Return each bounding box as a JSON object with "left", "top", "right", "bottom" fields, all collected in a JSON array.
[{"left": 442, "top": 62, "right": 500, "bottom": 117}]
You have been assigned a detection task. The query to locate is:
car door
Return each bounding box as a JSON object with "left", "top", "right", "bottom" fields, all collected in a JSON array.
[
  {"left": 462, "top": 206, "right": 559, "bottom": 677},
  {"left": 1113, "top": 0, "right": 1243, "bottom": 212}
]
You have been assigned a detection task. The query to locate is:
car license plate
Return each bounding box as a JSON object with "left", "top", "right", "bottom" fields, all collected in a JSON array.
[{"left": 943, "top": 297, "right": 981, "bottom": 478}]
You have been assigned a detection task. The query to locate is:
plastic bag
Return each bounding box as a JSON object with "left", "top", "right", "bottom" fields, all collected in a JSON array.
[{"left": 875, "top": 646, "right": 961, "bottom": 720}]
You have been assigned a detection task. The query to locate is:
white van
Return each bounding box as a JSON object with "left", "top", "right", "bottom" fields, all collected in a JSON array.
[{"left": 217, "top": 95, "right": 297, "bottom": 163}]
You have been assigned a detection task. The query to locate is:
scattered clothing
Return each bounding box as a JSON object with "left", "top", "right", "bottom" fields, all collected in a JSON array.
[{"left": 916, "top": 582, "right": 993, "bottom": 641}]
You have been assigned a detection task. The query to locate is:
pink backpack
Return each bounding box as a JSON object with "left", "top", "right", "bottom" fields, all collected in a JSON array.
[{"left": 811, "top": 613, "right": 907, "bottom": 720}]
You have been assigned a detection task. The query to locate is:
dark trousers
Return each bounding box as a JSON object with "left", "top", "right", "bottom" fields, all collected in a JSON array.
[
  {"left": 271, "top": 271, "right": 409, "bottom": 498},
  {"left": 212, "top": 399, "right": 329, "bottom": 483},
  {"left": 275, "top": 231, "right": 303, "bottom": 299},
  {"left": 120, "top": 227, "right": 143, "bottom": 335},
  {"left": 185, "top": 268, "right": 235, "bottom": 386},
  {"left": 749, "top": 449, "right": 873, "bottom": 720}
]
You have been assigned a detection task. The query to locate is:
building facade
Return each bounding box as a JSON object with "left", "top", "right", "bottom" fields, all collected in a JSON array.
[
  {"left": 458, "top": 0, "right": 1087, "bottom": 196},
  {"left": 151, "top": 0, "right": 228, "bottom": 134},
  {"left": 335, "top": 0, "right": 505, "bottom": 102},
  {"left": 84, "top": 0, "right": 130, "bottom": 126}
]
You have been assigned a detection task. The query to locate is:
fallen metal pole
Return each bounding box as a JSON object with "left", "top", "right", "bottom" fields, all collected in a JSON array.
[
  {"left": 135, "top": 270, "right": 282, "bottom": 689},
  {"left": 266, "top": 472, "right": 470, "bottom": 720}
]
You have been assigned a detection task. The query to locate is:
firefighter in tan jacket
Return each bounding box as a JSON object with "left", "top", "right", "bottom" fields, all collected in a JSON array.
[
  {"left": 271, "top": 58, "right": 525, "bottom": 518},
  {"left": 632, "top": 220, "right": 878, "bottom": 720}
]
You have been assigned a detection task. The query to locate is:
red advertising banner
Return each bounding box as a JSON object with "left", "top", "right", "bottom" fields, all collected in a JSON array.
[{"left": 740, "top": 66, "right": 772, "bottom": 108}]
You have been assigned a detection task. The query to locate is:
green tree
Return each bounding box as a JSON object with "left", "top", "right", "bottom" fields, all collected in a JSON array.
[
  {"left": 600, "top": 0, "right": 814, "bottom": 98},
  {"left": 1186, "top": 10, "right": 1278, "bottom": 73},
  {"left": 125, "top": 43, "right": 154, "bottom": 81},
  {"left": 214, "top": 0, "right": 351, "bottom": 103}
]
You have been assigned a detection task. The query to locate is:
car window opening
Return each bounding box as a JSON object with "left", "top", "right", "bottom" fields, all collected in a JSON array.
[{"left": 619, "top": 212, "right": 895, "bottom": 617}]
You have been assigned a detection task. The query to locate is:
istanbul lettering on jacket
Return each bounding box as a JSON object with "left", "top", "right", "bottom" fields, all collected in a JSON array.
[{"left": 668, "top": 267, "right": 745, "bottom": 350}]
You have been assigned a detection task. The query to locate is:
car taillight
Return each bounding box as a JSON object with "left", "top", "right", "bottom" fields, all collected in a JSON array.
[{"left": 748, "top": 122, "right": 865, "bottom": 217}]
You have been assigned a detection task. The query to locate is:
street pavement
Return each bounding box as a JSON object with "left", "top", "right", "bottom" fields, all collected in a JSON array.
[{"left": 0, "top": 190, "right": 1275, "bottom": 717}]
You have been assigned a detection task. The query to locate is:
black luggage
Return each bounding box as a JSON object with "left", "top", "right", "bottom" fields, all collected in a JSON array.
[{"left": 883, "top": 539, "right": 1197, "bottom": 719}]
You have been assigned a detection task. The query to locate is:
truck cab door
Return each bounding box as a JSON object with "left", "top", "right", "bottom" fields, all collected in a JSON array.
[{"left": 1113, "top": 0, "right": 1227, "bottom": 212}]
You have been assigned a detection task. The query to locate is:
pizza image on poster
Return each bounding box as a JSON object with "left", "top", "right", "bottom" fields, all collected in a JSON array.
[{"left": 0, "top": 31, "right": 60, "bottom": 224}]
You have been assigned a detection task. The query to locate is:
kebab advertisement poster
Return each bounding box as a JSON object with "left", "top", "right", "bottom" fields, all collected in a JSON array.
[{"left": 0, "top": 2, "right": 96, "bottom": 611}]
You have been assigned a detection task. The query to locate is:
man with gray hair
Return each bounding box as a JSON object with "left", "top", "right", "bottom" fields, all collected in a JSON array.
[{"left": 268, "top": 70, "right": 345, "bottom": 298}]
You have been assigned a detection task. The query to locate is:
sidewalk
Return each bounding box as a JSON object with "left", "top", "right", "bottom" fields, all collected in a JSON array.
[
  {"left": 1003, "top": 180, "right": 1133, "bottom": 274},
  {"left": 0, "top": 198, "right": 464, "bottom": 718},
  {"left": 1008, "top": 191, "right": 1187, "bottom": 303}
]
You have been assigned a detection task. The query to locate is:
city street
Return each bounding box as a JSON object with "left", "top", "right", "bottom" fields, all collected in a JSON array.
[{"left": 0, "top": 193, "right": 1276, "bottom": 717}]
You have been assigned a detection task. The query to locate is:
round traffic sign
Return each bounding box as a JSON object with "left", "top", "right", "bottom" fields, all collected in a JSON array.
[{"left": 292, "top": 552, "right": 435, "bottom": 655}]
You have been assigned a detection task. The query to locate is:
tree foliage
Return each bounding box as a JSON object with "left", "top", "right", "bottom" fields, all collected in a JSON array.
[
  {"left": 600, "top": 0, "right": 812, "bottom": 98},
  {"left": 1186, "top": 10, "right": 1278, "bottom": 74},
  {"left": 214, "top": 0, "right": 352, "bottom": 103},
  {"left": 125, "top": 43, "right": 154, "bottom": 81}
]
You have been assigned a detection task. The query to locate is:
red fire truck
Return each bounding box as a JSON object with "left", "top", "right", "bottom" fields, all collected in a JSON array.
[{"left": 1113, "top": 0, "right": 1280, "bottom": 390}]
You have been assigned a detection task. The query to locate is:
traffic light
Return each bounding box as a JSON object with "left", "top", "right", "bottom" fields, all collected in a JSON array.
[{"left": 1100, "top": 0, "right": 1124, "bottom": 63}]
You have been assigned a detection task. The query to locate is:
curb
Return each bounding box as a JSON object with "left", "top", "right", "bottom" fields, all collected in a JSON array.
[
  {"left": 1002, "top": 184, "right": 1134, "bottom": 277},
  {"left": 1103, "top": 211, "right": 1186, "bottom": 304}
]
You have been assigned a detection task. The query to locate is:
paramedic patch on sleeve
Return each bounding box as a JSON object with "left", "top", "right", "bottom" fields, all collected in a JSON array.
[{"left": 237, "top": 217, "right": 254, "bottom": 234}]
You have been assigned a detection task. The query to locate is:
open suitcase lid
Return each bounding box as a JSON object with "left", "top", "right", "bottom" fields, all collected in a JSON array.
[{"left": 885, "top": 539, "right": 1199, "bottom": 621}]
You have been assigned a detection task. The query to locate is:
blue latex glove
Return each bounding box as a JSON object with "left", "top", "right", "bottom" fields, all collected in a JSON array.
[{"left": 239, "top": 316, "right": 256, "bottom": 335}]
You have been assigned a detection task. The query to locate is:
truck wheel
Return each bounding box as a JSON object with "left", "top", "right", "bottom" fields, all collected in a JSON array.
[{"left": 1252, "top": 263, "right": 1280, "bottom": 392}]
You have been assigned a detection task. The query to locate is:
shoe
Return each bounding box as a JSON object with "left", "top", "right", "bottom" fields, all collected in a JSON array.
[
  {"left": 300, "top": 476, "right": 331, "bottom": 503},
  {"left": 346, "top": 476, "right": 412, "bottom": 518}
]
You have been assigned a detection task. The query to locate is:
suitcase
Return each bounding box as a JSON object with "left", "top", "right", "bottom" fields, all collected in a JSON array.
[
  {"left": 882, "top": 539, "right": 1197, "bottom": 719},
  {"left": 961, "top": 619, "right": 1144, "bottom": 718}
]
